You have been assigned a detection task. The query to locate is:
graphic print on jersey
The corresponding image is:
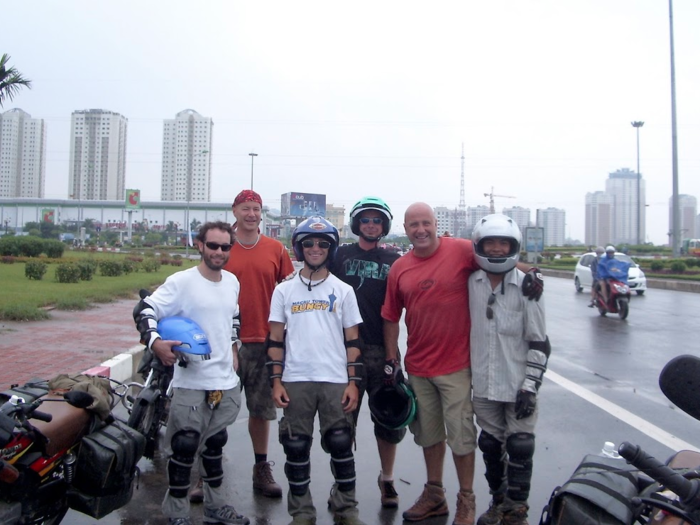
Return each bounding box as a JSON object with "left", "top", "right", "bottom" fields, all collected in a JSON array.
[
  {"left": 291, "top": 290, "right": 338, "bottom": 314},
  {"left": 342, "top": 259, "right": 392, "bottom": 288}
]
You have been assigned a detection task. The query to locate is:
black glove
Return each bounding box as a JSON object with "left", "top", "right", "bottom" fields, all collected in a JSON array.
[
  {"left": 522, "top": 268, "right": 544, "bottom": 301},
  {"left": 515, "top": 390, "right": 537, "bottom": 420},
  {"left": 383, "top": 359, "right": 404, "bottom": 386}
]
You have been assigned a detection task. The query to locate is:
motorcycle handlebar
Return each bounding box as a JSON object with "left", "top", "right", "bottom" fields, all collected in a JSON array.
[
  {"left": 619, "top": 442, "right": 700, "bottom": 509},
  {"left": 31, "top": 410, "right": 52, "bottom": 423}
]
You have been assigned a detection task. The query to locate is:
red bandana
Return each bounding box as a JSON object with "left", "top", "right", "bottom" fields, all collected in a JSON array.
[{"left": 233, "top": 190, "right": 262, "bottom": 207}]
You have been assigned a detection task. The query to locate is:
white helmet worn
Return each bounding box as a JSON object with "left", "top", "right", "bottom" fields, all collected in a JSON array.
[
  {"left": 605, "top": 245, "right": 616, "bottom": 253},
  {"left": 472, "top": 214, "right": 522, "bottom": 274}
]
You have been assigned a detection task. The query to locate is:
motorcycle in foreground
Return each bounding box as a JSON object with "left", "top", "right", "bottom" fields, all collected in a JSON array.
[
  {"left": 540, "top": 354, "right": 700, "bottom": 525},
  {"left": 0, "top": 377, "right": 145, "bottom": 524}
]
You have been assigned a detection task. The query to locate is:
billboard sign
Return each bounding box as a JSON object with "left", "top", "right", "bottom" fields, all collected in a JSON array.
[
  {"left": 524, "top": 227, "right": 545, "bottom": 253},
  {"left": 125, "top": 189, "right": 141, "bottom": 210},
  {"left": 281, "top": 192, "right": 327, "bottom": 218},
  {"left": 42, "top": 209, "right": 55, "bottom": 223}
]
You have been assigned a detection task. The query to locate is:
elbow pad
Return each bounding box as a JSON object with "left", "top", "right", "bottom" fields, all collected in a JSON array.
[{"left": 522, "top": 337, "right": 550, "bottom": 393}]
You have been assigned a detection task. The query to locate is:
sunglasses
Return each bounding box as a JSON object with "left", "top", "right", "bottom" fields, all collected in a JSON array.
[
  {"left": 486, "top": 294, "right": 496, "bottom": 320},
  {"left": 359, "top": 217, "right": 383, "bottom": 225},
  {"left": 204, "top": 241, "right": 233, "bottom": 252},
  {"left": 302, "top": 239, "right": 331, "bottom": 249}
]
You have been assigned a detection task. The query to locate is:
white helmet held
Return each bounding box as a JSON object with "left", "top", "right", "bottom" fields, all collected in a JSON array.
[{"left": 472, "top": 214, "right": 522, "bottom": 274}]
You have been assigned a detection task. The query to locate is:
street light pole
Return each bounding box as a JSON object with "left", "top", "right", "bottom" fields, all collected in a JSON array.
[
  {"left": 669, "top": 0, "right": 681, "bottom": 256},
  {"left": 249, "top": 153, "right": 258, "bottom": 190},
  {"left": 631, "top": 121, "right": 644, "bottom": 246}
]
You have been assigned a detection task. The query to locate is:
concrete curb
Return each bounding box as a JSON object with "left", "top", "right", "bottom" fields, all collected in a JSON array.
[{"left": 83, "top": 345, "right": 145, "bottom": 384}]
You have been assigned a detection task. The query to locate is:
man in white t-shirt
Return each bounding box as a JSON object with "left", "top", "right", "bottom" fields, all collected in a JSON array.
[
  {"left": 134, "top": 221, "right": 249, "bottom": 525},
  {"left": 267, "top": 216, "right": 365, "bottom": 525}
]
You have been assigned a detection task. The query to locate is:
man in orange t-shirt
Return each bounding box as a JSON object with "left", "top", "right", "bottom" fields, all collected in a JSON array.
[{"left": 192, "top": 190, "right": 294, "bottom": 501}]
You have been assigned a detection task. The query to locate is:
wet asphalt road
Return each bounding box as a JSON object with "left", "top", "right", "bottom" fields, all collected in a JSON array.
[{"left": 67, "top": 276, "right": 700, "bottom": 524}]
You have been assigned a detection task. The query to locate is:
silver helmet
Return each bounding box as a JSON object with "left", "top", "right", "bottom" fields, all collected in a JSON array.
[{"left": 472, "top": 214, "right": 522, "bottom": 274}]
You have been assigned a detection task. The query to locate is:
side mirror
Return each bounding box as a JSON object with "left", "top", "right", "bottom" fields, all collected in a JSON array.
[{"left": 659, "top": 355, "right": 700, "bottom": 421}]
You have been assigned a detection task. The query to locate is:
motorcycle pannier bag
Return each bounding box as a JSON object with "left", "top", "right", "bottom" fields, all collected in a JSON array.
[
  {"left": 68, "top": 420, "right": 146, "bottom": 519},
  {"left": 539, "top": 455, "right": 641, "bottom": 525}
]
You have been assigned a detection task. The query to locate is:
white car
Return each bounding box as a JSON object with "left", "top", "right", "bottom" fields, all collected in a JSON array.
[{"left": 574, "top": 252, "right": 647, "bottom": 295}]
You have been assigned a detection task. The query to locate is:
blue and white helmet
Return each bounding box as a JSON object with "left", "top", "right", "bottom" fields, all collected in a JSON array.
[
  {"left": 292, "top": 216, "right": 339, "bottom": 266},
  {"left": 157, "top": 316, "right": 211, "bottom": 362},
  {"left": 472, "top": 214, "right": 522, "bottom": 274}
]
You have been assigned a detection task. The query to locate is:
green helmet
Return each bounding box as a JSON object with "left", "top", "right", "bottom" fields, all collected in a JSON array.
[{"left": 350, "top": 196, "right": 393, "bottom": 238}]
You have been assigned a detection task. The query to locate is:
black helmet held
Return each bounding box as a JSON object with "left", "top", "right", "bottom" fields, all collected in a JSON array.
[{"left": 369, "top": 382, "right": 417, "bottom": 430}]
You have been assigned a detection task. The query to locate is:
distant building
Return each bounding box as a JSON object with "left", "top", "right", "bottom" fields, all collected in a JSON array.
[
  {"left": 326, "top": 203, "right": 346, "bottom": 232},
  {"left": 673, "top": 194, "right": 697, "bottom": 240},
  {"left": 605, "top": 168, "right": 646, "bottom": 245},
  {"left": 434, "top": 206, "right": 452, "bottom": 235},
  {"left": 465, "top": 205, "right": 491, "bottom": 238},
  {"left": 161, "top": 109, "right": 213, "bottom": 202},
  {"left": 0, "top": 108, "right": 46, "bottom": 198},
  {"left": 503, "top": 206, "right": 531, "bottom": 234},
  {"left": 69, "top": 109, "right": 128, "bottom": 202},
  {"left": 585, "top": 191, "right": 613, "bottom": 247},
  {"left": 536, "top": 207, "right": 566, "bottom": 247}
]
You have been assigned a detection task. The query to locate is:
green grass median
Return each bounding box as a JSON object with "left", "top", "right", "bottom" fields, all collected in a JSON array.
[{"left": 0, "top": 252, "right": 195, "bottom": 321}]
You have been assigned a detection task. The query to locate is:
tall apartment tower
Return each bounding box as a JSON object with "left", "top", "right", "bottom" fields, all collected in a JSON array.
[
  {"left": 673, "top": 194, "right": 697, "bottom": 240},
  {"left": 536, "top": 207, "right": 566, "bottom": 247},
  {"left": 0, "top": 108, "right": 47, "bottom": 198},
  {"left": 585, "top": 191, "right": 614, "bottom": 247},
  {"left": 161, "top": 109, "right": 213, "bottom": 202},
  {"left": 605, "top": 168, "right": 646, "bottom": 245},
  {"left": 502, "top": 206, "right": 531, "bottom": 234},
  {"left": 68, "top": 109, "right": 127, "bottom": 201}
]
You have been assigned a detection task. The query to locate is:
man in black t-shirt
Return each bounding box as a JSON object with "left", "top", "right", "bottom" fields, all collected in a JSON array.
[{"left": 330, "top": 196, "right": 404, "bottom": 508}]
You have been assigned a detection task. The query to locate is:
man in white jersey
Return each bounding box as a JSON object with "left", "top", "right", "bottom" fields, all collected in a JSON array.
[
  {"left": 134, "top": 221, "right": 249, "bottom": 525},
  {"left": 267, "top": 217, "right": 366, "bottom": 525}
]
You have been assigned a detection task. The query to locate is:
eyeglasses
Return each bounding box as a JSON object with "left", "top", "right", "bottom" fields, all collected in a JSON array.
[
  {"left": 205, "top": 241, "right": 233, "bottom": 252},
  {"left": 301, "top": 239, "right": 331, "bottom": 249},
  {"left": 359, "top": 217, "right": 383, "bottom": 225},
  {"left": 486, "top": 294, "right": 496, "bottom": 320}
]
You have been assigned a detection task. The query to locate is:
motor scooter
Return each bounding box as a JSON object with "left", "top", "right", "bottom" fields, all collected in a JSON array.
[{"left": 594, "top": 277, "right": 632, "bottom": 319}]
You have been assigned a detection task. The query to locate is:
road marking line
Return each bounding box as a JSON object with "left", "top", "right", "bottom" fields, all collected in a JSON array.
[{"left": 547, "top": 370, "right": 700, "bottom": 453}]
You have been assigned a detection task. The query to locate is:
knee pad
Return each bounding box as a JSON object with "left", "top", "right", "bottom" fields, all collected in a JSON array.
[
  {"left": 323, "top": 427, "right": 355, "bottom": 492},
  {"left": 478, "top": 431, "right": 506, "bottom": 494},
  {"left": 281, "top": 434, "right": 312, "bottom": 496},
  {"left": 202, "top": 429, "right": 228, "bottom": 488},
  {"left": 506, "top": 433, "right": 535, "bottom": 502},
  {"left": 168, "top": 430, "right": 200, "bottom": 498}
]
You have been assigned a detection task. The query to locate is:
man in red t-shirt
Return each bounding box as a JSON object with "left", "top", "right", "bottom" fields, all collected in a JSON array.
[
  {"left": 382, "top": 202, "right": 543, "bottom": 525},
  {"left": 190, "top": 190, "right": 294, "bottom": 502}
]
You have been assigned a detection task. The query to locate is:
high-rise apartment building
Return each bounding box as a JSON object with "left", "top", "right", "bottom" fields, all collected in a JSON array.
[
  {"left": 434, "top": 206, "right": 452, "bottom": 235},
  {"left": 673, "top": 194, "right": 697, "bottom": 240},
  {"left": 585, "top": 191, "right": 613, "bottom": 247},
  {"left": 161, "top": 109, "right": 213, "bottom": 202},
  {"left": 605, "top": 168, "right": 646, "bottom": 245},
  {"left": 0, "top": 108, "right": 46, "bottom": 198},
  {"left": 536, "top": 207, "right": 566, "bottom": 247},
  {"left": 503, "top": 206, "right": 531, "bottom": 234},
  {"left": 68, "top": 109, "right": 127, "bottom": 202}
]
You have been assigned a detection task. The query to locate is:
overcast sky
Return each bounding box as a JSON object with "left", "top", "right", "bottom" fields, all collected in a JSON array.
[{"left": 4, "top": 1, "right": 700, "bottom": 244}]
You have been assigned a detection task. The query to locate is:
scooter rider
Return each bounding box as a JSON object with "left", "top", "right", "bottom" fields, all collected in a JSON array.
[
  {"left": 588, "top": 247, "right": 605, "bottom": 308},
  {"left": 597, "top": 246, "right": 617, "bottom": 307},
  {"left": 267, "top": 216, "right": 366, "bottom": 525}
]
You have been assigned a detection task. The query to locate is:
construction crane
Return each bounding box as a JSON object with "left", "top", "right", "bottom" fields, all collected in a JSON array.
[{"left": 484, "top": 187, "right": 516, "bottom": 214}]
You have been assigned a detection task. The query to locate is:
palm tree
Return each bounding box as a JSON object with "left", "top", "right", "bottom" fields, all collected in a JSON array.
[{"left": 0, "top": 54, "right": 32, "bottom": 108}]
